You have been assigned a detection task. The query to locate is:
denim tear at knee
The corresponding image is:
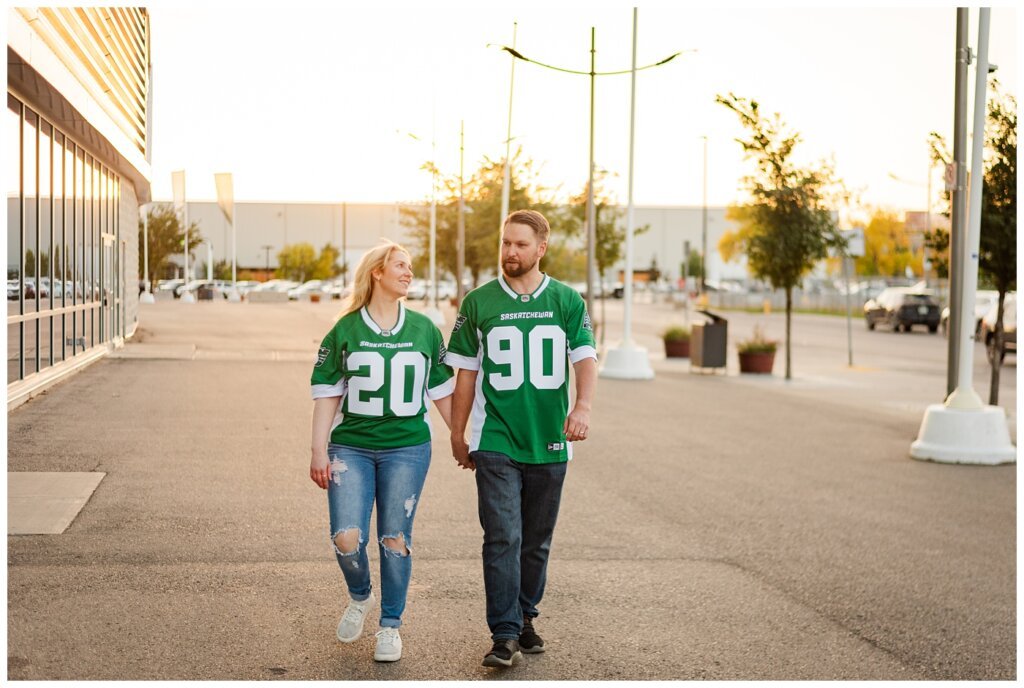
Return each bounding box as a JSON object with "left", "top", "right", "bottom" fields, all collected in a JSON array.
[
  {"left": 380, "top": 532, "right": 411, "bottom": 558},
  {"left": 329, "top": 458, "right": 348, "bottom": 486},
  {"left": 403, "top": 493, "right": 417, "bottom": 518},
  {"left": 331, "top": 526, "right": 363, "bottom": 567}
]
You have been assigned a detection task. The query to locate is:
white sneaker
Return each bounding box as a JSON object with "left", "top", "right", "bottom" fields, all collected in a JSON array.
[
  {"left": 374, "top": 627, "right": 403, "bottom": 662},
  {"left": 336, "top": 592, "right": 376, "bottom": 643}
]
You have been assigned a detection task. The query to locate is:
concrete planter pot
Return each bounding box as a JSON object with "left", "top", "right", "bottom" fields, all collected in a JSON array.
[
  {"left": 738, "top": 350, "right": 775, "bottom": 374},
  {"left": 663, "top": 339, "right": 690, "bottom": 358}
]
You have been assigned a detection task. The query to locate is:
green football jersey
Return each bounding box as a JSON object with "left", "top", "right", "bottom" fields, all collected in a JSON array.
[
  {"left": 311, "top": 302, "right": 454, "bottom": 449},
  {"left": 445, "top": 274, "right": 596, "bottom": 464}
]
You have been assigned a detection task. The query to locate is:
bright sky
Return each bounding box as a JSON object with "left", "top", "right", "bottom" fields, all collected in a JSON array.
[{"left": 148, "top": 3, "right": 1018, "bottom": 219}]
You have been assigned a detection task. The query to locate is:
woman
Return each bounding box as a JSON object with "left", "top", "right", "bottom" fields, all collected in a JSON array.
[{"left": 309, "top": 240, "right": 453, "bottom": 662}]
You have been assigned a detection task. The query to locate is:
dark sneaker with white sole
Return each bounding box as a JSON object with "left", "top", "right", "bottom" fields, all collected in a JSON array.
[
  {"left": 519, "top": 616, "right": 545, "bottom": 654},
  {"left": 482, "top": 639, "right": 522, "bottom": 668}
]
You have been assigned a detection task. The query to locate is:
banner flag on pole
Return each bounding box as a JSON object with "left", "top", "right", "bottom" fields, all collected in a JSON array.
[{"left": 214, "top": 172, "right": 234, "bottom": 225}]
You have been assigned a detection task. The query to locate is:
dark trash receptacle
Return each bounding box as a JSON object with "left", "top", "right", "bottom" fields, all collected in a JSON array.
[
  {"left": 691, "top": 310, "right": 727, "bottom": 369},
  {"left": 197, "top": 286, "right": 215, "bottom": 301}
]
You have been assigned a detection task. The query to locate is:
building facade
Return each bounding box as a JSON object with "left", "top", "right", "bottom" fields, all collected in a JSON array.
[{"left": 7, "top": 8, "right": 151, "bottom": 408}]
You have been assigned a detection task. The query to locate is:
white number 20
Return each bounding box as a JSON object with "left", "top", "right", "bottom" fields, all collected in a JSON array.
[
  {"left": 347, "top": 351, "right": 425, "bottom": 417},
  {"left": 486, "top": 325, "right": 566, "bottom": 391}
]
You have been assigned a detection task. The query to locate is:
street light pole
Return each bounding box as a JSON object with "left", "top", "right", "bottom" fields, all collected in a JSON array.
[
  {"left": 264, "top": 243, "right": 276, "bottom": 278},
  {"left": 499, "top": 21, "right": 517, "bottom": 276},
  {"left": 910, "top": 6, "right": 1014, "bottom": 465},
  {"left": 494, "top": 32, "right": 686, "bottom": 325},
  {"left": 599, "top": 7, "right": 655, "bottom": 380},
  {"left": 701, "top": 135, "right": 708, "bottom": 295},
  {"left": 947, "top": 7, "right": 970, "bottom": 397},
  {"left": 456, "top": 120, "right": 466, "bottom": 307},
  {"left": 586, "top": 27, "right": 597, "bottom": 319}
]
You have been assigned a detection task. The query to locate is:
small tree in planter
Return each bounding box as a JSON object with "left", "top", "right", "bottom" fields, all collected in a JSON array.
[
  {"left": 661, "top": 325, "right": 691, "bottom": 358},
  {"left": 737, "top": 325, "right": 778, "bottom": 374}
]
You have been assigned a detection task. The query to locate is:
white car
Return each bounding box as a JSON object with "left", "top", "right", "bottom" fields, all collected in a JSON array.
[
  {"left": 253, "top": 279, "right": 300, "bottom": 293},
  {"left": 979, "top": 293, "right": 1016, "bottom": 361},
  {"left": 288, "top": 280, "right": 327, "bottom": 300},
  {"left": 940, "top": 289, "right": 999, "bottom": 336}
]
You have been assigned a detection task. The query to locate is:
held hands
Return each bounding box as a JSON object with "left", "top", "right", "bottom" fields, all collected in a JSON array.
[
  {"left": 564, "top": 404, "right": 590, "bottom": 442},
  {"left": 451, "top": 434, "right": 475, "bottom": 471},
  {"left": 310, "top": 449, "right": 331, "bottom": 490}
]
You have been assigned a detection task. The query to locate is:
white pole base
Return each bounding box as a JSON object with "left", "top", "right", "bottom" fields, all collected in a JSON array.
[
  {"left": 599, "top": 342, "right": 654, "bottom": 380},
  {"left": 423, "top": 307, "right": 445, "bottom": 328},
  {"left": 180, "top": 292, "right": 196, "bottom": 304},
  {"left": 910, "top": 403, "right": 1016, "bottom": 464},
  {"left": 226, "top": 289, "right": 242, "bottom": 303},
  {"left": 139, "top": 291, "right": 155, "bottom": 304}
]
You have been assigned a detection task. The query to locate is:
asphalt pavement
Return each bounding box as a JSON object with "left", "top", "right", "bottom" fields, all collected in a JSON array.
[{"left": 6, "top": 297, "right": 1016, "bottom": 680}]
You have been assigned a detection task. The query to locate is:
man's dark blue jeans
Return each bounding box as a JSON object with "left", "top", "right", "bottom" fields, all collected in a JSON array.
[{"left": 471, "top": 450, "right": 568, "bottom": 641}]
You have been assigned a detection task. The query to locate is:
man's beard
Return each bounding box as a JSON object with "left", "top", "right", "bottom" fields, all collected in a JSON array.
[{"left": 502, "top": 256, "right": 536, "bottom": 278}]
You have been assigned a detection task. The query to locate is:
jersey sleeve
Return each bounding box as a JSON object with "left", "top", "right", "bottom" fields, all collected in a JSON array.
[
  {"left": 427, "top": 324, "right": 456, "bottom": 399},
  {"left": 566, "top": 290, "right": 598, "bottom": 364},
  {"left": 310, "top": 326, "right": 347, "bottom": 399},
  {"left": 445, "top": 295, "right": 481, "bottom": 370}
]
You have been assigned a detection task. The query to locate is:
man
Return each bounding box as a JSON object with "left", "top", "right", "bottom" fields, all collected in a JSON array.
[{"left": 446, "top": 209, "right": 598, "bottom": 668}]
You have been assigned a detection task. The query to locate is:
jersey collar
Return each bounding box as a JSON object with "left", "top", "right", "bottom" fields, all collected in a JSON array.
[
  {"left": 360, "top": 301, "right": 406, "bottom": 336},
  {"left": 498, "top": 273, "right": 551, "bottom": 303}
]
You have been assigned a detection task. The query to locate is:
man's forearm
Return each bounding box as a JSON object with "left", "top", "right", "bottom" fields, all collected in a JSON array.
[
  {"left": 572, "top": 357, "right": 598, "bottom": 411},
  {"left": 451, "top": 369, "right": 478, "bottom": 438}
]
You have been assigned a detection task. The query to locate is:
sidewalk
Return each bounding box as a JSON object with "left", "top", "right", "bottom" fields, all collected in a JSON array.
[{"left": 6, "top": 299, "right": 1015, "bottom": 680}]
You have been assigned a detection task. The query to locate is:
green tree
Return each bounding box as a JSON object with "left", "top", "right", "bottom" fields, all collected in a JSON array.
[
  {"left": 276, "top": 243, "right": 317, "bottom": 282},
  {"left": 213, "top": 259, "right": 232, "bottom": 281},
  {"left": 857, "top": 209, "right": 922, "bottom": 277},
  {"left": 138, "top": 204, "right": 203, "bottom": 285},
  {"left": 980, "top": 86, "right": 1016, "bottom": 404},
  {"left": 401, "top": 148, "right": 571, "bottom": 291},
  {"left": 923, "top": 227, "right": 949, "bottom": 279},
  {"left": 716, "top": 93, "right": 843, "bottom": 380},
  {"left": 312, "top": 243, "right": 342, "bottom": 280}
]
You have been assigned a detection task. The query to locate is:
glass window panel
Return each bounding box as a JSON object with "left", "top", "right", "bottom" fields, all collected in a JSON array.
[
  {"left": 38, "top": 315, "right": 53, "bottom": 371},
  {"left": 53, "top": 133, "right": 65, "bottom": 305},
  {"left": 8, "top": 323, "right": 21, "bottom": 383},
  {"left": 64, "top": 140, "right": 74, "bottom": 292},
  {"left": 83, "top": 155, "right": 92, "bottom": 303},
  {"left": 39, "top": 122, "right": 52, "bottom": 311},
  {"left": 75, "top": 147, "right": 85, "bottom": 305},
  {"left": 7, "top": 96, "right": 20, "bottom": 285},
  {"left": 23, "top": 110, "right": 37, "bottom": 315},
  {"left": 25, "top": 318, "right": 37, "bottom": 376}
]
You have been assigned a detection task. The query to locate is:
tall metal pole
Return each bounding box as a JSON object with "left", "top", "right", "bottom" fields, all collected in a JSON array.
[
  {"left": 947, "top": 8, "right": 970, "bottom": 397},
  {"left": 623, "top": 9, "right": 638, "bottom": 346},
  {"left": 585, "top": 27, "right": 596, "bottom": 319},
  {"left": 142, "top": 204, "right": 150, "bottom": 288},
  {"left": 701, "top": 135, "right": 708, "bottom": 295},
  {"left": 598, "top": 8, "right": 653, "bottom": 381},
  {"left": 341, "top": 202, "right": 347, "bottom": 288},
  {"left": 948, "top": 6, "right": 990, "bottom": 408},
  {"left": 499, "top": 21, "right": 517, "bottom": 275},
  {"left": 429, "top": 134, "right": 438, "bottom": 309},
  {"left": 457, "top": 120, "right": 466, "bottom": 306}
]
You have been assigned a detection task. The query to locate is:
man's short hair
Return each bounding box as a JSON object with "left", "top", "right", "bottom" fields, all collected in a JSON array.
[{"left": 504, "top": 209, "right": 550, "bottom": 243}]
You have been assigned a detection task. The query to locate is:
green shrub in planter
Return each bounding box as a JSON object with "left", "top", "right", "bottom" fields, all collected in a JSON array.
[
  {"left": 661, "top": 325, "right": 691, "bottom": 343},
  {"left": 736, "top": 325, "right": 777, "bottom": 354}
]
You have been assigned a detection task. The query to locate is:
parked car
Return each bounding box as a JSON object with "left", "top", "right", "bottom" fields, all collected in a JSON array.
[
  {"left": 157, "top": 279, "right": 185, "bottom": 296},
  {"left": 253, "top": 279, "right": 300, "bottom": 293},
  {"left": 288, "top": 279, "right": 327, "bottom": 300},
  {"left": 940, "top": 289, "right": 998, "bottom": 336},
  {"left": 864, "top": 288, "right": 941, "bottom": 333},
  {"left": 979, "top": 293, "right": 1016, "bottom": 362},
  {"left": 175, "top": 279, "right": 215, "bottom": 297}
]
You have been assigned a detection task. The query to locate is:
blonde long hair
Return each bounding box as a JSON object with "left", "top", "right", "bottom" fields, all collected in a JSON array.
[{"left": 337, "top": 239, "right": 411, "bottom": 320}]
